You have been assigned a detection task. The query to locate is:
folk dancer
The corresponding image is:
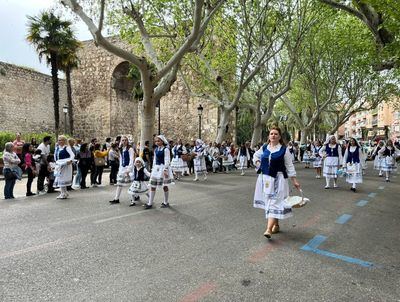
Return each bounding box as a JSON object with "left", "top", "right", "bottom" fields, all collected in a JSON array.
[
  {"left": 192, "top": 139, "right": 208, "bottom": 181},
  {"left": 312, "top": 140, "right": 323, "bottom": 178},
  {"left": 319, "top": 135, "right": 342, "bottom": 189},
  {"left": 378, "top": 140, "right": 399, "bottom": 182},
  {"left": 128, "top": 157, "right": 151, "bottom": 206},
  {"left": 237, "top": 143, "right": 251, "bottom": 175},
  {"left": 54, "top": 135, "right": 75, "bottom": 199},
  {"left": 372, "top": 141, "right": 385, "bottom": 177},
  {"left": 109, "top": 136, "right": 134, "bottom": 204},
  {"left": 171, "top": 140, "right": 187, "bottom": 180},
  {"left": 253, "top": 127, "right": 301, "bottom": 239},
  {"left": 342, "top": 138, "right": 363, "bottom": 192},
  {"left": 221, "top": 142, "right": 234, "bottom": 173},
  {"left": 145, "top": 135, "right": 174, "bottom": 209}
]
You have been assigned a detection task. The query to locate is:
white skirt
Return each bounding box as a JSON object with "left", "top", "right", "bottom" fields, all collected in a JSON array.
[
  {"left": 253, "top": 173, "right": 292, "bottom": 220},
  {"left": 54, "top": 163, "right": 73, "bottom": 188},
  {"left": 345, "top": 163, "right": 363, "bottom": 184},
  {"left": 381, "top": 156, "right": 397, "bottom": 172},
  {"left": 238, "top": 156, "right": 248, "bottom": 169},
  {"left": 302, "top": 152, "right": 311, "bottom": 163},
  {"left": 313, "top": 157, "right": 323, "bottom": 168},
  {"left": 171, "top": 157, "right": 185, "bottom": 173},
  {"left": 194, "top": 156, "right": 207, "bottom": 173},
  {"left": 323, "top": 157, "right": 339, "bottom": 178},
  {"left": 128, "top": 180, "right": 149, "bottom": 195},
  {"left": 223, "top": 155, "right": 234, "bottom": 166},
  {"left": 149, "top": 165, "right": 174, "bottom": 188},
  {"left": 373, "top": 156, "right": 383, "bottom": 170},
  {"left": 116, "top": 166, "right": 132, "bottom": 186}
]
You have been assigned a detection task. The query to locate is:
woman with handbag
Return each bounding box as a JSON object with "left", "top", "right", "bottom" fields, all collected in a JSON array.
[
  {"left": 144, "top": 135, "right": 174, "bottom": 209},
  {"left": 109, "top": 136, "right": 134, "bottom": 204},
  {"left": 2, "top": 142, "right": 21, "bottom": 199},
  {"left": 378, "top": 140, "right": 399, "bottom": 182},
  {"left": 253, "top": 126, "right": 301, "bottom": 239},
  {"left": 54, "top": 136, "right": 75, "bottom": 199},
  {"left": 93, "top": 143, "right": 108, "bottom": 186},
  {"left": 22, "top": 143, "right": 37, "bottom": 196},
  {"left": 319, "top": 135, "right": 343, "bottom": 189},
  {"left": 342, "top": 138, "right": 363, "bottom": 192}
]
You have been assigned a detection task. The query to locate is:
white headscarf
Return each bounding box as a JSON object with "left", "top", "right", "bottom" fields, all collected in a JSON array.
[
  {"left": 324, "top": 135, "right": 337, "bottom": 145},
  {"left": 134, "top": 157, "right": 145, "bottom": 167},
  {"left": 157, "top": 135, "right": 168, "bottom": 146},
  {"left": 196, "top": 139, "right": 203, "bottom": 146}
]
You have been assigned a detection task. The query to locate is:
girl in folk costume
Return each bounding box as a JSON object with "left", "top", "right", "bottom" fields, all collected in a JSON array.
[
  {"left": 128, "top": 157, "right": 151, "bottom": 206},
  {"left": 287, "top": 141, "right": 295, "bottom": 163},
  {"left": 378, "top": 140, "right": 399, "bottom": 182},
  {"left": 342, "top": 138, "right": 363, "bottom": 192},
  {"left": 192, "top": 139, "right": 208, "bottom": 181},
  {"left": 237, "top": 143, "right": 250, "bottom": 176},
  {"left": 312, "top": 140, "right": 323, "bottom": 178},
  {"left": 221, "top": 142, "right": 234, "bottom": 173},
  {"left": 109, "top": 136, "right": 134, "bottom": 204},
  {"left": 253, "top": 127, "right": 301, "bottom": 239},
  {"left": 54, "top": 136, "right": 75, "bottom": 199},
  {"left": 372, "top": 141, "right": 385, "bottom": 177},
  {"left": 171, "top": 139, "right": 187, "bottom": 180},
  {"left": 209, "top": 142, "right": 220, "bottom": 173},
  {"left": 145, "top": 135, "right": 174, "bottom": 209},
  {"left": 319, "top": 135, "right": 343, "bottom": 189},
  {"left": 302, "top": 141, "right": 312, "bottom": 168}
]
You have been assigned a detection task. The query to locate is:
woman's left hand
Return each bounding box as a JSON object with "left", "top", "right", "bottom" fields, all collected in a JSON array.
[{"left": 292, "top": 179, "right": 301, "bottom": 190}]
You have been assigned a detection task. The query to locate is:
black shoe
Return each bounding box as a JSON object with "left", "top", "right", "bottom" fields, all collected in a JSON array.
[
  {"left": 81, "top": 186, "right": 88, "bottom": 189},
  {"left": 47, "top": 190, "right": 56, "bottom": 193},
  {"left": 143, "top": 204, "right": 153, "bottom": 209},
  {"left": 109, "top": 199, "right": 120, "bottom": 204},
  {"left": 160, "top": 203, "right": 170, "bottom": 208},
  {"left": 26, "top": 192, "right": 36, "bottom": 196},
  {"left": 386, "top": 179, "right": 390, "bottom": 182},
  {"left": 129, "top": 202, "right": 136, "bottom": 207},
  {"left": 350, "top": 187, "right": 356, "bottom": 192},
  {"left": 134, "top": 196, "right": 140, "bottom": 201}
]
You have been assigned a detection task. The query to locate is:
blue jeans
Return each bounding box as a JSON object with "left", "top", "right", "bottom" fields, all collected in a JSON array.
[
  {"left": 73, "top": 167, "right": 82, "bottom": 186},
  {"left": 4, "top": 178, "right": 16, "bottom": 199}
]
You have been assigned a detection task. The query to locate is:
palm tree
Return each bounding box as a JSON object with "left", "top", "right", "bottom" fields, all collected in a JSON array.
[
  {"left": 58, "top": 36, "right": 81, "bottom": 135},
  {"left": 27, "top": 12, "right": 73, "bottom": 137}
]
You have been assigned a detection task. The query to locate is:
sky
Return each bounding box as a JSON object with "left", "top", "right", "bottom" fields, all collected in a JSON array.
[{"left": 0, "top": 0, "right": 91, "bottom": 75}]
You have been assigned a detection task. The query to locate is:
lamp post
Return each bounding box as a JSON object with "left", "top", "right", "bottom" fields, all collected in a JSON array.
[
  {"left": 156, "top": 101, "right": 161, "bottom": 135},
  {"left": 62, "top": 104, "right": 68, "bottom": 134},
  {"left": 197, "top": 104, "right": 204, "bottom": 139}
]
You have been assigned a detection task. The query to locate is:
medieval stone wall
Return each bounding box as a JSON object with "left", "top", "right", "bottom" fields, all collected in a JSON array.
[{"left": 0, "top": 61, "right": 67, "bottom": 134}]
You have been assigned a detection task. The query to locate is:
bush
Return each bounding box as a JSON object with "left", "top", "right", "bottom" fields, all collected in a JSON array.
[{"left": 0, "top": 132, "right": 57, "bottom": 156}]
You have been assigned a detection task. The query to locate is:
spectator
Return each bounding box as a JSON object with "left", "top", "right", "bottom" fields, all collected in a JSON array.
[
  {"left": 93, "top": 143, "right": 108, "bottom": 186},
  {"left": 13, "top": 132, "right": 25, "bottom": 161},
  {"left": 36, "top": 136, "right": 53, "bottom": 194},
  {"left": 2, "top": 142, "right": 21, "bottom": 199},
  {"left": 22, "top": 143, "right": 36, "bottom": 196},
  {"left": 30, "top": 137, "right": 39, "bottom": 149},
  {"left": 108, "top": 143, "right": 120, "bottom": 185},
  {"left": 76, "top": 143, "right": 92, "bottom": 189}
]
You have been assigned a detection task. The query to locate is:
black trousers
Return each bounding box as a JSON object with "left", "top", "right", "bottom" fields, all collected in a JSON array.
[
  {"left": 80, "top": 165, "right": 89, "bottom": 188},
  {"left": 109, "top": 161, "right": 118, "bottom": 184},
  {"left": 26, "top": 167, "right": 35, "bottom": 194}
]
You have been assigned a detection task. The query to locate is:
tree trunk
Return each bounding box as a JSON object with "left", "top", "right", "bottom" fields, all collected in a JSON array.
[
  {"left": 140, "top": 93, "right": 156, "bottom": 151},
  {"left": 300, "top": 128, "right": 309, "bottom": 144},
  {"left": 215, "top": 108, "right": 232, "bottom": 143},
  {"left": 251, "top": 112, "right": 263, "bottom": 148},
  {"left": 50, "top": 52, "right": 60, "bottom": 138},
  {"left": 66, "top": 66, "right": 74, "bottom": 135}
]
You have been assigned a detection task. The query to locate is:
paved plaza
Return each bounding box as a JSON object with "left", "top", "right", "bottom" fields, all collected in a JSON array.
[{"left": 0, "top": 166, "right": 399, "bottom": 301}]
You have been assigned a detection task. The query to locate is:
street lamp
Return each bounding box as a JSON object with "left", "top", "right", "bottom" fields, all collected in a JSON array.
[
  {"left": 62, "top": 104, "right": 68, "bottom": 134},
  {"left": 197, "top": 104, "right": 204, "bottom": 139}
]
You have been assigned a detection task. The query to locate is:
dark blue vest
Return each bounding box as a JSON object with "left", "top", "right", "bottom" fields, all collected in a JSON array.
[
  {"left": 383, "top": 147, "right": 395, "bottom": 157},
  {"left": 133, "top": 167, "right": 145, "bottom": 181},
  {"left": 325, "top": 144, "right": 339, "bottom": 157},
  {"left": 260, "top": 145, "right": 288, "bottom": 178},
  {"left": 121, "top": 148, "right": 131, "bottom": 167},
  {"left": 55, "top": 146, "right": 70, "bottom": 160},
  {"left": 347, "top": 146, "right": 360, "bottom": 163},
  {"left": 173, "top": 146, "right": 183, "bottom": 158},
  {"left": 155, "top": 147, "right": 166, "bottom": 165}
]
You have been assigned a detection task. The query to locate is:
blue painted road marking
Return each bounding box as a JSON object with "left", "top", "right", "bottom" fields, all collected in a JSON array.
[
  {"left": 301, "top": 235, "right": 374, "bottom": 268},
  {"left": 368, "top": 192, "right": 377, "bottom": 198},
  {"left": 378, "top": 186, "right": 385, "bottom": 190},
  {"left": 335, "top": 214, "right": 352, "bottom": 224},
  {"left": 356, "top": 200, "right": 369, "bottom": 207}
]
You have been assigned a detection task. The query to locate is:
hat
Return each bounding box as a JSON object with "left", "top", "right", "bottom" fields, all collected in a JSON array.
[
  {"left": 157, "top": 135, "right": 168, "bottom": 145},
  {"left": 196, "top": 139, "right": 203, "bottom": 145},
  {"left": 134, "top": 157, "right": 145, "bottom": 166}
]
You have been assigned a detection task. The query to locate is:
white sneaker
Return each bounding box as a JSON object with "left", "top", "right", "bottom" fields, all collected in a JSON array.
[
  {"left": 241, "top": 172, "right": 245, "bottom": 176},
  {"left": 56, "top": 194, "right": 66, "bottom": 199},
  {"left": 193, "top": 178, "right": 198, "bottom": 181},
  {"left": 333, "top": 184, "right": 338, "bottom": 188},
  {"left": 38, "top": 190, "right": 47, "bottom": 195},
  {"left": 203, "top": 176, "right": 207, "bottom": 181}
]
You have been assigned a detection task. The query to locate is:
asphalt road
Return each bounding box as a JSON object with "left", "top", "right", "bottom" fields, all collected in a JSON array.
[{"left": 0, "top": 165, "right": 399, "bottom": 302}]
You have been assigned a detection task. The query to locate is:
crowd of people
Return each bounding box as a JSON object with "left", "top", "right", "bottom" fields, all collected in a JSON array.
[{"left": 2, "top": 131, "right": 399, "bottom": 239}]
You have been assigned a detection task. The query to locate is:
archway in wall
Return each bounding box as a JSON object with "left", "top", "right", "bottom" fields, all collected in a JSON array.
[{"left": 110, "top": 61, "right": 139, "bottom": 138}]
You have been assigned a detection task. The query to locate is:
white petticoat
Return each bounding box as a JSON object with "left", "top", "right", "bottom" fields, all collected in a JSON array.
[
  {"left": 193, "top": 156, "right": 207, "bottom": 173},
  {"left": 373, "top": 156, "right": 383, "bottom": 170},
  {"left": 323, "top": 157, "right": 339, "bottom": 179},
  {"left": 128, "top": 180, "right": 149, "bottom": 195},
  {"left": 253, "top": 172, "right": 292, "bottom": 220},
  {"left": 223, "top": 155, "right": 234, "bottom": 166},
  {"left": 116, "top": 166, "right": 133, "bottom": 186},
  {"left": 381, "top": 156, "right": 397, "bottom": 172},
  {"left": 54, "top": 160, "right": 73, "bottom": 188},
  {"left": 313, "top": 157, "right": 322, "bottom": 168},
  {"left": 238, "top": 156, "right": 247, "bottom": 169}
]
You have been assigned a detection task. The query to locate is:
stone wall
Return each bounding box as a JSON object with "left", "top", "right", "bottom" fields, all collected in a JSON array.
[{"left": 0, "top": 61, "right": 67, "bottom": 134}]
